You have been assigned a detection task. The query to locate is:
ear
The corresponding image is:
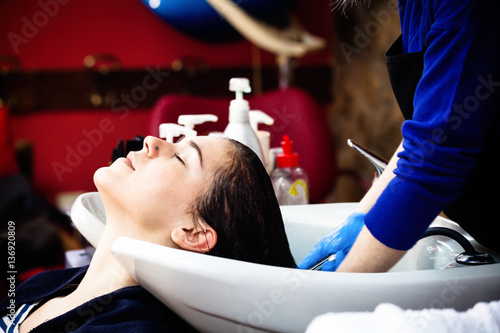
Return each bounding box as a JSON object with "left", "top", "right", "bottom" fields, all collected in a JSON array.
[{"left": 171, "top": 223, "right": 217, "bottom": 253}]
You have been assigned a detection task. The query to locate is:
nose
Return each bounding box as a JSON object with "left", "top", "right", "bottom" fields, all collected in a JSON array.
[{"left": 143, "top": 136, "right": 173, "bottom": 158}]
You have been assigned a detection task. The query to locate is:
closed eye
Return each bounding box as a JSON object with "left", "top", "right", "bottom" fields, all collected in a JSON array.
[{"left": 174, "top": 153, "right": 185, "bottom": 166}]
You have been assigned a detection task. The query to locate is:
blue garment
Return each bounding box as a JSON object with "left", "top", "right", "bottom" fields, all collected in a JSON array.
[
  {"left": 1, "top": 302, "right": 38, "bottom": 333},
  {"left": 0, "top": 266, "right": 197, "bottom": 332},
  {"left": 365, "top": 0, "right": 500, "bottom": 250}
]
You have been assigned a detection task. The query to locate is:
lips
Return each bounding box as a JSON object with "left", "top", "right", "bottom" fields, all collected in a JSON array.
[{"left": 123, "top": 153, "right": 135, "bottom": 170}]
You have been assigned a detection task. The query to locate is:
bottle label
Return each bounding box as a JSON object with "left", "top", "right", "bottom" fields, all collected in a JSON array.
[{"left": 289, "top": 179, "right": 309, "bottom": 202}]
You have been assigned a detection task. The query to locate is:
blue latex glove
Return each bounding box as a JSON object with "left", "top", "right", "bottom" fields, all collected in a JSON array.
[{"left": 298, "top": 212, "right": 366, "bottom": 271}]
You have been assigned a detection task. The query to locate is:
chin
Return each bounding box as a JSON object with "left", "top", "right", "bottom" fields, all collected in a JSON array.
[
  {"left": 93, "top": 166, "right": 112, "bottom": 192},
  {"left": 93, "top": 166, "right": 126, "bottom": 216}
]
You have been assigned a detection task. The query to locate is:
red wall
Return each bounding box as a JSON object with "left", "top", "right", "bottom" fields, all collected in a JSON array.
[
  {"left": 10, "top": 110, "right": 151, "bottom": 199},
  {"left": 1, "top": 0, "right": 334, "bottom": 202},
  {"left": 0, "top": 0, "right": 333, "bottom": 69}
]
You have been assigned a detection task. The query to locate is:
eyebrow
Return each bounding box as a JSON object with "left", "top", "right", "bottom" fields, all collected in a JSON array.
[{"left": 189, "top": 140, "right": 203, "bottom": 167}]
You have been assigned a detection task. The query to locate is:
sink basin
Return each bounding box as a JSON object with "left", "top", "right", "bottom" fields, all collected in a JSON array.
[{"left": 71, "top": 192, "right": 500, "bottom": 333}]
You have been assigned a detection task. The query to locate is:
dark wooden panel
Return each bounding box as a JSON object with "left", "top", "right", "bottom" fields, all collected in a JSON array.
[{"left": 0, "top": 65, "right": 332, "bottom": 113}]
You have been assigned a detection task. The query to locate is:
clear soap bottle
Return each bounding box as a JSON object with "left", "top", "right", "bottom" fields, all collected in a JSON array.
[{"left": 271, "top": 135, "right": 310, "bottom": 205}]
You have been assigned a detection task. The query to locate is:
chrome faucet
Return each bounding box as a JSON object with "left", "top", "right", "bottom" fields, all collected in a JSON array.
[{"left": 347, "top": 139, "right": 388, "bottom": 177}]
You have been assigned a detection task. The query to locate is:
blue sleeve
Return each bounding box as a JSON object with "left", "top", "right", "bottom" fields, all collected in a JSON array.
[{"left": 365, "top": 0, "right": 500, "bottom": 250}]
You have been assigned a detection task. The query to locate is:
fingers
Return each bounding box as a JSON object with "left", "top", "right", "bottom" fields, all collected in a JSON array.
[
  {"left": 297, "top": 247, "right": 327, "bottom": 269},
  {"left": 322, "top": 251, "right": 347, "bottom": 271},
  {"left": 298, "top": 212, "right": 366, "bottom": 271}
]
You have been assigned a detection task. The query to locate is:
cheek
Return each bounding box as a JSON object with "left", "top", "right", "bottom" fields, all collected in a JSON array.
[
  {"left": 147, "top": 172, "right": 206, "bottom": 212},
  {"left": 133, "top": 177, "right": 199, "bottom": 224}
]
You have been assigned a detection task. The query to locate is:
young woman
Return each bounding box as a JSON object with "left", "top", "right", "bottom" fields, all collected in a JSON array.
[{"left": 1, "top": 135, "right": 296, "bottom": 332}]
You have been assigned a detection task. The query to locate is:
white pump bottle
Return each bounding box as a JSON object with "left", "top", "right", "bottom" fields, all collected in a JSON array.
[
  {"left": 223, "top": 78, "right": 264, "bottom": 162},
  {"left": 249, "top": 110, "right": 274, "bottom": 172},
  {"left": 159, "top": 114, "right": 218, "bottom": 143}
]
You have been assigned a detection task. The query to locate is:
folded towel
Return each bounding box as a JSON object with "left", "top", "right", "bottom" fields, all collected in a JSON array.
[{"left": 306, "top": 300, "right": 500, "bottom": 333}]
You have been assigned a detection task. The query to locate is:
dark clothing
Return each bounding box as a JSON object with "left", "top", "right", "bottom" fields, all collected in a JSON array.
[{"left": 0, "top": 266, "right": 196, "bottom": 332}]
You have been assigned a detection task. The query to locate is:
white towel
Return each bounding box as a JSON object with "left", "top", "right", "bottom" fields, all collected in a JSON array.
[{"left": 306, "top": 300, "right": 500, "bottom": 333}]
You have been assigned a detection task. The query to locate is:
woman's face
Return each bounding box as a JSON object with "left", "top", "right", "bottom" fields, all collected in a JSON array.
[{"left": 94, "top": 136, "right": 230, "bottom": 233}]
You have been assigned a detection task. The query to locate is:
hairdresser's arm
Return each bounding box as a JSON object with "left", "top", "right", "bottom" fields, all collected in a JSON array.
[
  {"left": 336, "top": 226, "right": 407, "bottom": 272},
  {"left": 336, "top": 141, "right": 407, "bottom": 272},
  {"left": 355, "top": 141, "right": 402, "bottom": 214}
]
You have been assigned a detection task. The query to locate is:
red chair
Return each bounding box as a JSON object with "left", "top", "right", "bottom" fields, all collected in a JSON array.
[{"left": 149, "top": 88, "right": 336, "bottom": 203}]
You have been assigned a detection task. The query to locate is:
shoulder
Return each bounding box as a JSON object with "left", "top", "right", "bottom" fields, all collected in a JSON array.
[
  {"left": 17, "top": 266, "right": 87, "bottom": 290},
  {"left": 429, "top": 0, "right": 471, "bottom": 30},
  {"left": 0, "top": 266, "right": 87, "bottom": 314},
  {"left": 429, "top": 0, "right": 500, "bottom": 36}
]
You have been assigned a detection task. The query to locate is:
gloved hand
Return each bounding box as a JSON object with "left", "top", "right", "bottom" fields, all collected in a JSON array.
[{"left": 297, "top": 212, "right": 366, "bottom": 271}]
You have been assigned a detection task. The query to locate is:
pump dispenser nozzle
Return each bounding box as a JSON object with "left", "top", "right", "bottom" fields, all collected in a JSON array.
[
  {"left": 178, "top": 114, "right": 218, "bottom": 131},
  {"left": 249, "top": 110, "right": 274, "bottom": 131},
  {"left": 159, "top": 123, "right": 196, "bottom": 143},
  {"left": 229, "top": 78, "right": 251, "bottom": 95},
  {"left": 159, "top": 114, "right": 218, "bottom": 143}
]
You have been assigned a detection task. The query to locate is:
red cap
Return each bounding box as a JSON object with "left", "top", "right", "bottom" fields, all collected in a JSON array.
[{"left": 277, "top": 135, "right": 299, "bottom": 168}]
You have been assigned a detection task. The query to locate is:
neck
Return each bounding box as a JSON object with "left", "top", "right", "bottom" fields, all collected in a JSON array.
[{"left": 72, "top": 223, "right": 139, "bottom": 301}]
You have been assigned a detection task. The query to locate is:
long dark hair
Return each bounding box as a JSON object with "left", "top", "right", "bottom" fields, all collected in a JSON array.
[{"left": 191, "top": 139, "right": 296, "bottom": 268}]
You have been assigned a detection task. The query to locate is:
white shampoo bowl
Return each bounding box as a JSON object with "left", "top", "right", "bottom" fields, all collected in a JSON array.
[{"left": 71, "top": 192, "right": 500, "bottom": 333}]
